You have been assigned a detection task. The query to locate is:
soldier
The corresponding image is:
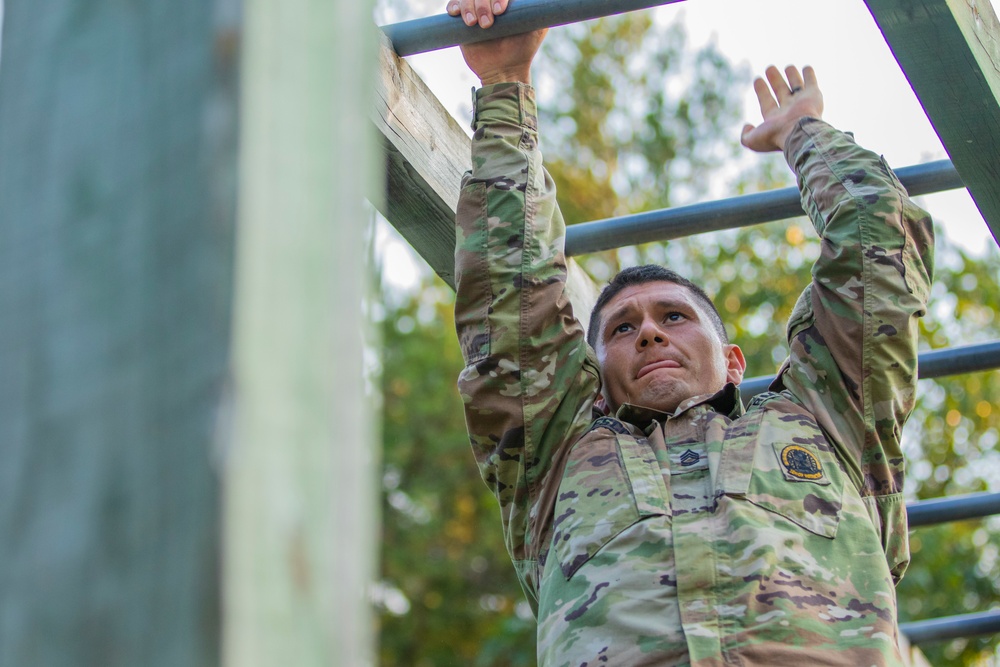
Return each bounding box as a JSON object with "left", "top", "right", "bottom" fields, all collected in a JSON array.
[{"left": 447, "top": 1, "right": 935, "bottom": 664}]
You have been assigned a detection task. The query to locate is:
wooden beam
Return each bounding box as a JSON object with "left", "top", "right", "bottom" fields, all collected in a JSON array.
[
  {"left": 226, "top": 0, "right": 376, "bottom": 664},
  {"left": 371, "top": 33, "right": 468, "bottom": 288},
  {"left": 371, "top": 35, "right": 599, "bottom": 322},
  {"left": 864, "top": 0, "right": 1000, "bottom": 247}
]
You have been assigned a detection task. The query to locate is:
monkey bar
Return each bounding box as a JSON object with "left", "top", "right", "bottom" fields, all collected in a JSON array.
[
  {"left": 565, "top": 159, "right": 962, "bottom": 256},
  {"left": 383, "top": 0, "right": 684, "bottom": 56},
  {"left": 902, "top": 492, "right": 1000, "bottom": 645},
  {"left": 907, "top": 491, "right": 1000, "bottom": 528},
  {"left": 902, "top": 610, "right": 1000, "bottom": 645},
  {"left": 741, "top": 340, "right": 1000, "bottom": 400}
]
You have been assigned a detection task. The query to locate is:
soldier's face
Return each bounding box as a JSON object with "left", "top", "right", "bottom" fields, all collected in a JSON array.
[{"left": 594, "top": 281, "right": 745, "bottom": 415}]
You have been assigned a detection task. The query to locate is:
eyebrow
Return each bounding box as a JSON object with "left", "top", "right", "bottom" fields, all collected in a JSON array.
[{"left": 603, "top": 298, "right": 696, "bottom": 333}]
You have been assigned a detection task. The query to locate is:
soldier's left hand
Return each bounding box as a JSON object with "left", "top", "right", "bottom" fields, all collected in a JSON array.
[{"left": 741, "top": 65, "right": 824, "bottom": 153}]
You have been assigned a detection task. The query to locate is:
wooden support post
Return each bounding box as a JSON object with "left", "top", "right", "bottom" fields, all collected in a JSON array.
[
  {"left": 226, "top": 0, "right": 377, "bottom": 665},
  {"left": 865, "top": 0, "right": 1000, "bottom": 246},
  {"left": 371, "top": 35, "right": 600, "bottom": 324},
  {"left": 0, "top": 1, "right": 235, "bottom": 664}
]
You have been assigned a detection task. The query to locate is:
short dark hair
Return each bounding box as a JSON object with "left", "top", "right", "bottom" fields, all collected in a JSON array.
[{"left": 586, "top": 265, "right": 728, "bottom": 349}]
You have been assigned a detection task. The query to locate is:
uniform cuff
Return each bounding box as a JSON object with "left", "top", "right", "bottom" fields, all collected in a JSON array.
[
  {"left": 783, "top": 117, "right": 849, "bottom": 173},
  {"left": 472, "top": 82, "right": 538, "bottom": 131}
]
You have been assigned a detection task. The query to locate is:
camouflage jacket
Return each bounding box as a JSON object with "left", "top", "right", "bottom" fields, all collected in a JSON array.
[{"left": 454, "top": 83, "right": 934, "bottom": 666}]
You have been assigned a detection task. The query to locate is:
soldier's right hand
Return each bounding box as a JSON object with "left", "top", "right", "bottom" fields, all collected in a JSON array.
[
  {"left": 446, "top": 0, "right": 547, "bottom": 86},
  {"left": 448, "top": 0, "right": 508, "bottom": 28}
]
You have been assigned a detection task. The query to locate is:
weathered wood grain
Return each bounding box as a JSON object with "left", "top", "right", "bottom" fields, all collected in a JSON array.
[
  {"left": 371, "top": 33, "right": 470, "bottom": 288},
  {"left": 225, "top": 1, "right": 376, "bottom": 665}
]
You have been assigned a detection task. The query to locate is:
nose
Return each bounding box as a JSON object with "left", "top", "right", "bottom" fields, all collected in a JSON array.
[{"left": 636, "top": 317, "right": 667, "bottom": 350}]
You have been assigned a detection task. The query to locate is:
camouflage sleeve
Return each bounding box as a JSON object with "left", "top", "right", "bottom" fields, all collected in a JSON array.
[
  {"left": 454, "top": 83, "right": 601, "bottom": 600},
  {"left": 776, "top": 118, "right": 934, "bottom": 579}
]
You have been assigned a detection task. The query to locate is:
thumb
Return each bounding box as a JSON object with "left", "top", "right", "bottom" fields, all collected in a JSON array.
[{"left": 740, "top": 123, "right": 755, "bottom": 147}]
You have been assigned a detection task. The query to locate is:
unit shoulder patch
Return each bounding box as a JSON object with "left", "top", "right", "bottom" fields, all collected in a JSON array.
[{"left": 779, "top": 444, "right": 824, "bottom": 481}]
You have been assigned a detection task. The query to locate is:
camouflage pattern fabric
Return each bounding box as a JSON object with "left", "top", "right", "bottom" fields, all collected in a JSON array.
[{"left": 454, "top": 82, "right": 934, "bottom": 666}]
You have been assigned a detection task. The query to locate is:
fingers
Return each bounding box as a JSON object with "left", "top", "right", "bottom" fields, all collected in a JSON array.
[
  {"left": 784, "top": 66, "right": 804, "bottom": 93},
  {"left": 447, "top": 0, "right": 508, "bottom": 28},
  {"left": 753, "top": 77, "right": 778, "bottom": 118},
  {"left": 803, "top": 65, "right": 818, "bottom": 90},
  {"left": 474, "top": 0, "right": 494, "bottom": 27},
  {"left": 765, "top": 65, "right": 792, "bottom": 101},
  {"left": 760, "top": 64, "right": 818, "bottom": 105}
]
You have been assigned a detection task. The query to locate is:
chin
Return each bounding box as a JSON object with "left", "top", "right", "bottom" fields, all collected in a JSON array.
[{"left": 633, "top": 381, "right": 686, "bottom": 413}]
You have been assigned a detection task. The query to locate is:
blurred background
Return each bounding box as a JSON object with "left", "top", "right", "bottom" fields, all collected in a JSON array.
[{"left": 1, "top": 0, "right": 997, "bottom": 665}]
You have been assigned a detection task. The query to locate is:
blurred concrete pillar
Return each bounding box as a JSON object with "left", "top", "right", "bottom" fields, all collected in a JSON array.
[
  {"left": 0, "top": 0, "right": 237, "bottom": 664},
  {"left": 225, "top": 0, "right": 377, "bottom": 664}
]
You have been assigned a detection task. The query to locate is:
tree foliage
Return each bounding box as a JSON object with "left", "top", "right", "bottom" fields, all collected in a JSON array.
[
  {"left": 536, "top": 16, "right": 746, "bottom": 218},
  {"left": 375, "top": 12, "right": 1000, "bottom": 667},
  {"left": 375, "top": 285, "right": 537, "bottom": 666}
]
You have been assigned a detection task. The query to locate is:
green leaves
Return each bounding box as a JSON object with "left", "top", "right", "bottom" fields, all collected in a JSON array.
[
  {"left": 377, "top": 289, "right": 537, "bottom": 666},
  {"left": 537, "top": 15, "right": 747, "bottom": 218}
]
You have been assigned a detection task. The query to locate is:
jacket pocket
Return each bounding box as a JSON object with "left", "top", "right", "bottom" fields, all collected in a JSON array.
[
  {"left": 742, "top": 440, "right": 844, "bottom": 538},
  {"left": 551, "top": 430, "right": 669, "bottom": 579},
  {"left": 722, "top": 405, "right": 844, "bottom": 540}
]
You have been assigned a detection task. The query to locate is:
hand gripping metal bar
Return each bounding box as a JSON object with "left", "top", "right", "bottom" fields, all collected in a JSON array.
[{"left": 381, "top": 0, "right": 685, "bottom": 57}]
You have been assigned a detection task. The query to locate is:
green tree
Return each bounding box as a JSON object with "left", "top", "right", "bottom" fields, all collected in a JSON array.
[
  {"left": 375, "top": 284, "right": 537, "bottom": 666},
  {"left": 893, "top": 237, "right": 1000, "bottom": 666}
]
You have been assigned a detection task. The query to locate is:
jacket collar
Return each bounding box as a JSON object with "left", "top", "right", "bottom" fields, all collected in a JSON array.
[{"left": 613, "top": 382, "right": 745, "bottom": 435}]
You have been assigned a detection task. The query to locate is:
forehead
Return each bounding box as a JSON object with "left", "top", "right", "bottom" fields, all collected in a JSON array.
[{"left": 604, "top": 281, "right": 699, "bottom": 315}]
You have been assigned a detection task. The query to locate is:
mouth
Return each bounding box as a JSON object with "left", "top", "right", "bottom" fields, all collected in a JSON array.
[{"left": 636, "top": 359, "right": 681, "bottom": 379}]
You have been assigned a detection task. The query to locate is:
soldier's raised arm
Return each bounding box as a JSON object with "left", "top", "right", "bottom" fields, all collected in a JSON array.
[{"left": 748, "top": 65, "right": 934, "bottom": 582}]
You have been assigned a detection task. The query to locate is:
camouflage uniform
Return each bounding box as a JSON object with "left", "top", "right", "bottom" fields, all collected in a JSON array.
[{"left": 454, "top": 82, "right": 934, "bottom": 666}]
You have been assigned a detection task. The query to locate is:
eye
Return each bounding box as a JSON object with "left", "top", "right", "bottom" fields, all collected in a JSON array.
[
  {"left": 664, "top": 312, "right": 685, "bottom": 323},
  {"left": 612, "top": 322, "right": 633, "bottom": 335}
]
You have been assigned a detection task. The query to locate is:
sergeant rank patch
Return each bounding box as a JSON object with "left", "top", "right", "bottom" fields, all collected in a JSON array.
[
  {"left": 679, "top": 449, "right": 700, "bottom": 467},
  {"left": 780, "top": 445, "right": 824, "bottom": 481}
]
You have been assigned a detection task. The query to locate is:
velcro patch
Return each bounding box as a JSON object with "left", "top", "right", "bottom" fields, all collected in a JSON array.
[
  {"left": 777, "top": 444, "right": 827, "bottom": 484},
  {"left": 679, "top": 449, "right": 700, "bottom": 467},
  {"left": 589, "top": 416, "right": 631, "bottom": 435}
]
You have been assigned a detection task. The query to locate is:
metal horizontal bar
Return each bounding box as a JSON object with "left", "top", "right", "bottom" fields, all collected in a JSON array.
[
  {"left": 901, "top": 609, "right": 1000, "bottom": 645},
  {"left": 565, "top": 159, "right": 963, "bottom": 256},
  {"left": 918, "top": 340, "right": 1000, "bottom": 378},
  {"left": 381, "top": 0, "right": 685, "bottom": 57},
  {"left": 907, "top": 492, "right": 1000, "bottom": 528},
  {"left": 740, "top": 340, "right": 1000, "bottom": 400}
]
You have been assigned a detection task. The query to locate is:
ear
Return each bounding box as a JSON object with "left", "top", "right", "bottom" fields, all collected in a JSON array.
[{"left": 724, "top": 344, "right": 747, "bottom": 385}]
